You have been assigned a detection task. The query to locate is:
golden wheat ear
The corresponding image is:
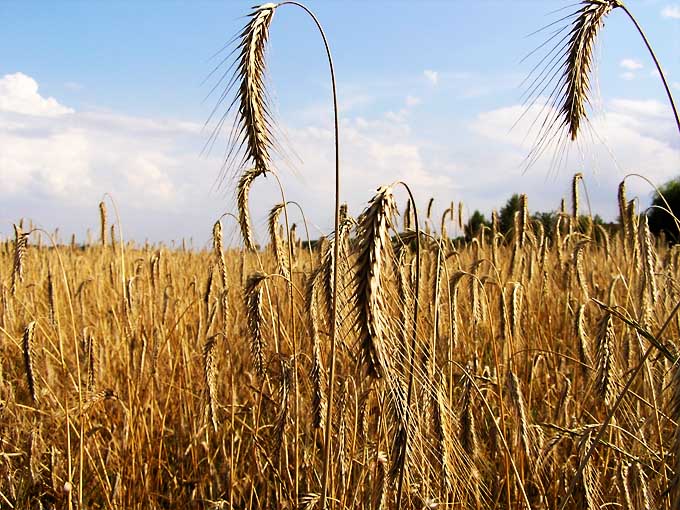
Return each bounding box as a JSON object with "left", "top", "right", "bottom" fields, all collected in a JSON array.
[
  {"left": 206, "top": 4, "right": 277, "bottom": 174},
  {"left": 522, "top": 0, "right": 619, "bottom": 168}
]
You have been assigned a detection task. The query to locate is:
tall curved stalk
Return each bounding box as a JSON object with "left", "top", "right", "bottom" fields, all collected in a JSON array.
[
  {"left": 393, "top": 182, "right": 421, "bottom": 510},
  {"left": 220, "top": 3, "right": 340, "bottom": 507}
]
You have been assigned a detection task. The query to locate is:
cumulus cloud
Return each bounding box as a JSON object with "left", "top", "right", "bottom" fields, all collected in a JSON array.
[
  {"left": 661, "top": 5, "right": 680, "bottom": 18},
  {"left": 1, "top": 72, "right": 677, "bottom": 245},
  {"left": 424, "top": 69, "right": 438, "bottom": 85},
  {"left": 468, "top": 97, "right": 679, "bottom": 219},
  {"left": 0, "top": 73, "right": 74, "bottom": 117},
  {"left": 620, "top": 59, "right": 643, "bottom": 70},
  {"left": 0, "top": 72, "right": 226, "bottom": 243}
]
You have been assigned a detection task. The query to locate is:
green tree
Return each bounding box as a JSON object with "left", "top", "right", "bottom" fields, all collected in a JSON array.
[
  {"left": 499, "top": 194, "right": 521, "bottom": 235},
  {"left": 648, "top": 176, "right": 680, "bottom": 242},
  {"left": 465, "top": 210, "right": 489, "bottom": 240}
]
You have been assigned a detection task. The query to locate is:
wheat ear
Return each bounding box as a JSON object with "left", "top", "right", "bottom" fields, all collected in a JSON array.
[
  {"left": 559, "top": 1, "right": 618, "bottom": 141},
  {"left": 203, "top": 336, "right": 219, "bottom": 431},
  {"left": 268, "top": 203, "right": 290, "bottom": 279},
  {"left": 99, "top": 201, "right": 107, "bottom": 247},
  {"left": 245, "top": 272, "right": 268, "bottom": 379},
  {"left": 12, "top": 223, "right": 27, "bottom": 296},
  {"left": 22, "top": 321, "right": 38, "bottom": 404},
  {"left": 237, "top": 168, "right": 261, "bottom": 252},
  {"left": 355, "top": 185, "right": 397, "bottom": 378}
]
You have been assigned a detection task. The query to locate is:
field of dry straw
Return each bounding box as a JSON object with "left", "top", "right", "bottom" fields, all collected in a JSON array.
[{"left": 1, "top": 1, "right": 680, "bottom": 509}]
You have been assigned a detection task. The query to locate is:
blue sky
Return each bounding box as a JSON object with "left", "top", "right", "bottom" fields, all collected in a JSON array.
[{"left": 0, "top": 1, "right": 678, "bottom": 245}]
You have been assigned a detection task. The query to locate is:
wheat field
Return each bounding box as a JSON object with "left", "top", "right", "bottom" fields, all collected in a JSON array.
[
  {"left": 1, "top": 181, "right": 679, "bottom": 509},
  {"left": 2, "top": 0, "right": 680, "bottom": 509}
]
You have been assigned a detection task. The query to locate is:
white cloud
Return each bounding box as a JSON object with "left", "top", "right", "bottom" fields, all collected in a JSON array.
[
  {"left": 1, "top": 72, "right": 677, "bottom": 246},
  {"left": 673, "top": 82, "right": 680, "bottom": 90},
  {"left": 0, "top": 73, "right": 73, "bottom": 117},
  {"left": 620, "top": 72, "right": 636, "bottom": 81},
  {"left": 620, "top": 59, "right": 643, "bottom": 70},
  {"left": 424, "top": 69, "right": 439, "bottom": 86},
  {"left": 468, "top": 98, "right": 679, "bottom": 219},
  {"left": 0, "top": 72, "right": 227, "bottom": 243},
  {"left": 661, "top": 5, "right": 680, "bottom": 18}
]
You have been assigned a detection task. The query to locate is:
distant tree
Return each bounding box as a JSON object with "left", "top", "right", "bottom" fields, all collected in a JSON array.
[
  {"left": 532, "top": 211, "right": 558, "bottom": 237},
  {"left": 465, "top": 210, "right": 490, "bottom": 240},
  {"left": 648, "top": 176, "right": 680, "bottom": 242},
  {"left": 499, "top": 194, "right": 521, "bottom": 234}
]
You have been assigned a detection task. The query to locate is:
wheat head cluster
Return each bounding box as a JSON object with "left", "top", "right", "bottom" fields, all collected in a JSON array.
[{"left": 2, "top": 1, "right": 680, "bottom": 509}]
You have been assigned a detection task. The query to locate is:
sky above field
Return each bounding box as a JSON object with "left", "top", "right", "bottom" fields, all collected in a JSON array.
[{"left": 0, "top": 1, "right": 679, "bottom": 246}]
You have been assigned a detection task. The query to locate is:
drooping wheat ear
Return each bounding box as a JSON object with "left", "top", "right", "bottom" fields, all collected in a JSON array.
[
  {"left": 212, "top": 220, "right": 228, "bottom": 289},
  {"left": 572, "top": 173, "right": 583, "bottom": 219},
  {"left": 595, "top": 312, "right": 616, "bottom": 408},
  {"left": 507, "top": 370, "right": 531, "bottom": 459},
  {"left": 86, "top": 332, "right": 96, "bottom": 394},
  {"left": 573, "top": 240, "right": 590, "bottom": 301},
  {"left": 268, "top": 203, "right": 290, "bottom": 279},
  {"left": 237, "top": 168, "right": 261, "bottom": 252},
  {"left": 618, "top": 180, "right": 628, "bottom": 247},
  {"left": 12, "top": 223, "right": 27, "bottom": 296},
  {"left": 99, "top": 201, "right": 107, "bottom": 247},
  {"left": 306, "top": 272, "right": 326, "bottom": 430},
  {"left": 576, "top": 304, "right": 591, "bottom": 378},
  {"left": 559, "top": 1, "right": 619, "bottom": 141},
  {"left": 433, "top": 372, "right": 455, "bottom": 494},
  {"left": 203, "top": 336, "right": 219, "bottom": 432},
  {"left": 22, "top": 321, "right": 38, "bottom": 404},
  {"left": 245, "top": 271, "right": 268, "bottom": 379},
  {"left": 355, "top": 185, "right": 397, "bottom": 378},
  {"left": 640, "top": 215, "right": 658, "bottom": 307},
  {"left": 224, "top": 3, "right": 277, "bottom": 175}
]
